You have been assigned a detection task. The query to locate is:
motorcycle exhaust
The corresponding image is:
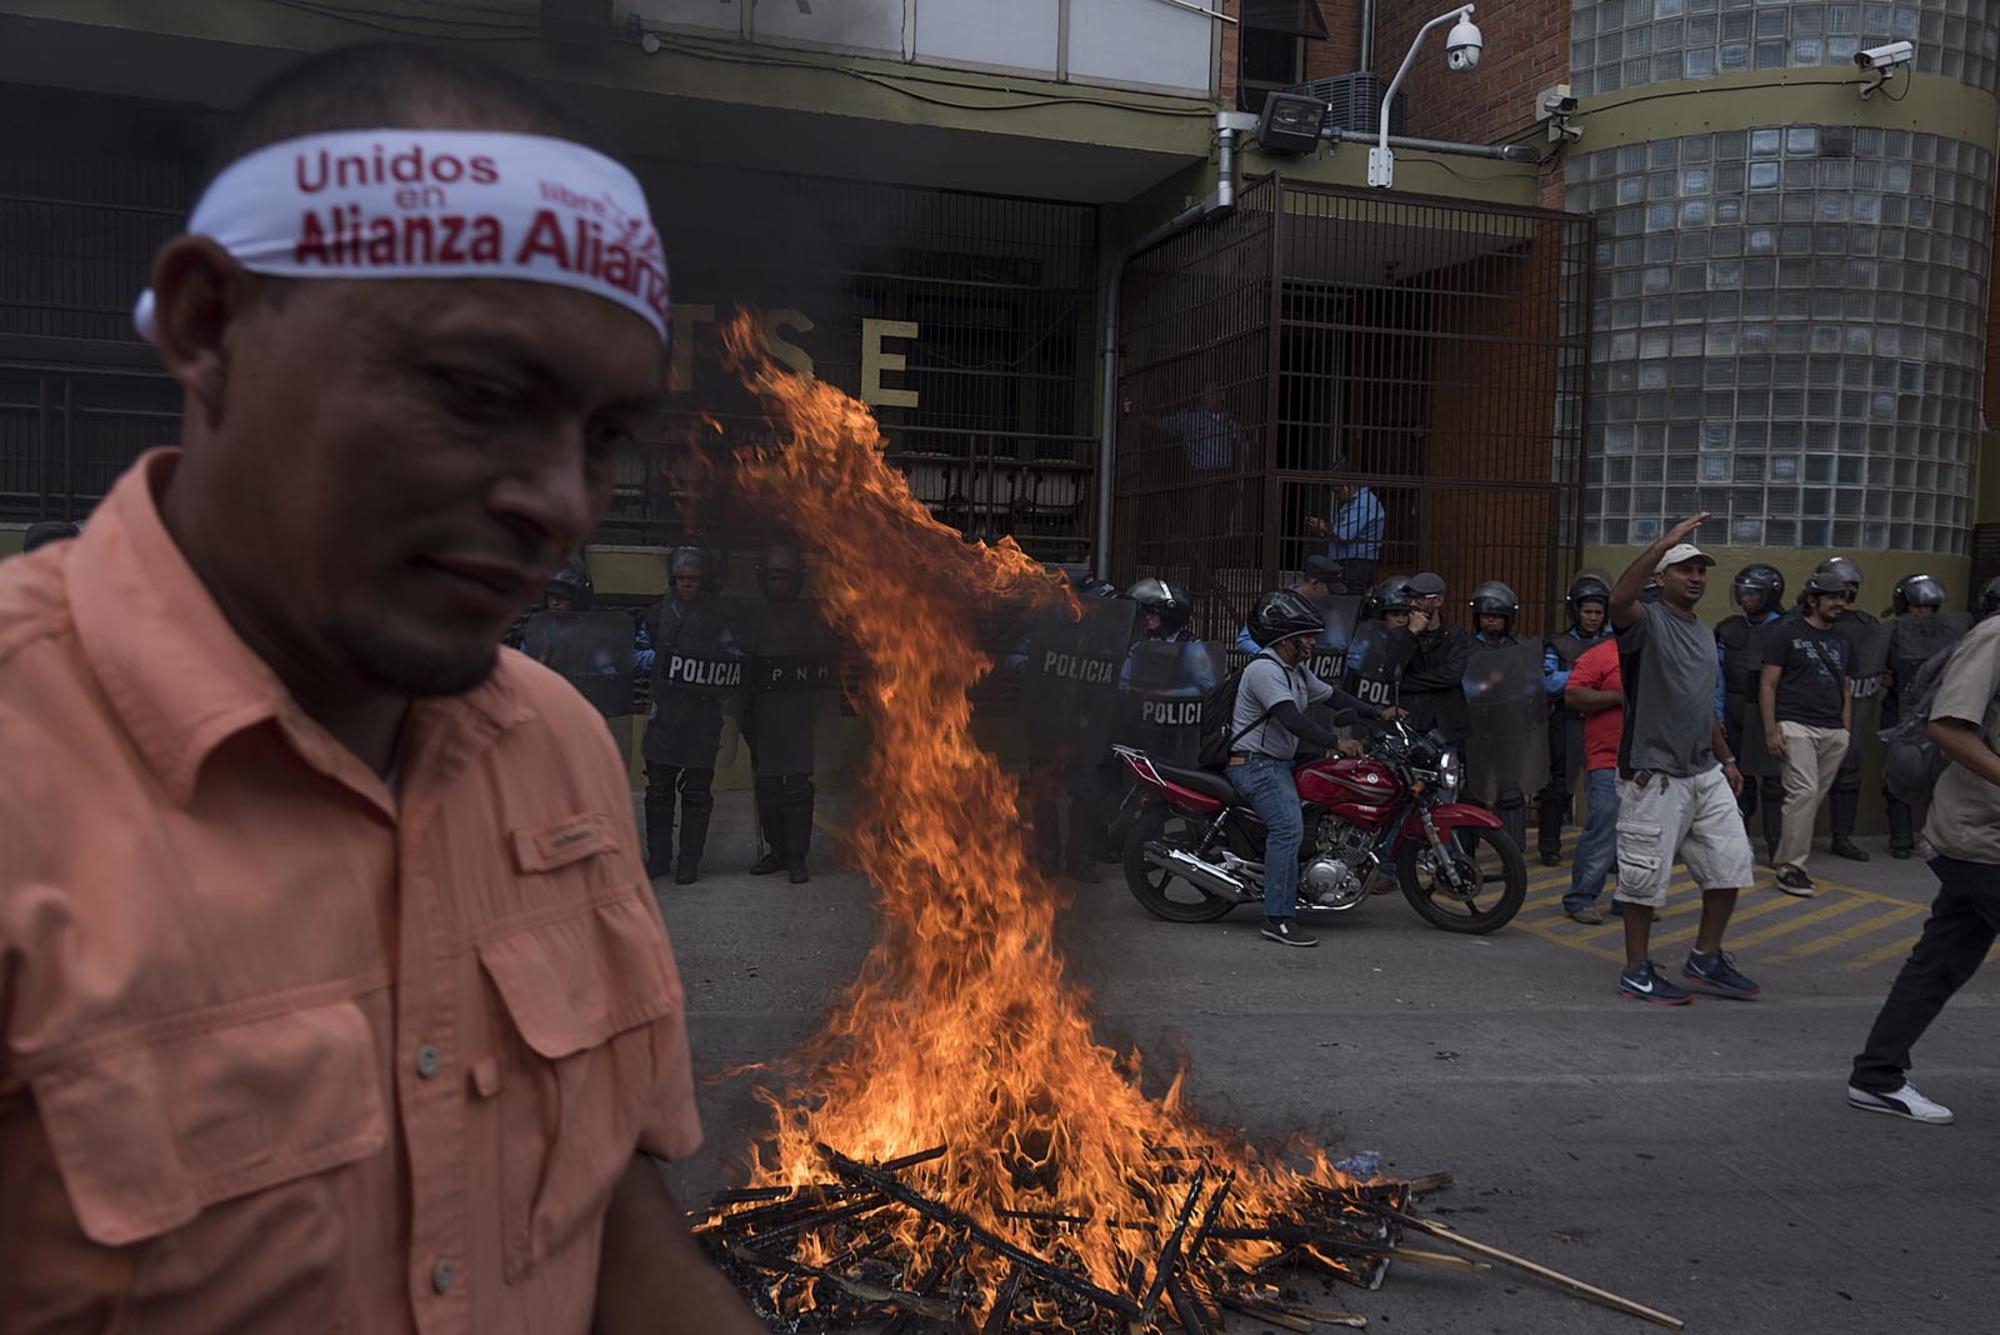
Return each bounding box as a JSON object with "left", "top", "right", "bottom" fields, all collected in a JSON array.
[{"left": 1144, "top": 843, "right": 1254, "bottom": 901}]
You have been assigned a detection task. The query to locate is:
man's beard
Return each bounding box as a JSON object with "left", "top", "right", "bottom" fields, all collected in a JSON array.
[{"left": 338, "top": 613, "right": 498, "bottom": 698}]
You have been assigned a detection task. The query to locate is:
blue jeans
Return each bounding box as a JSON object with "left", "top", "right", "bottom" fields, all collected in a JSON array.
[
  {"left": 1565, "top": 768, "right": 1618, "bottom": 913},
  {"left": 1230, "top": 755, "right": 1303, "bottom": 920}
]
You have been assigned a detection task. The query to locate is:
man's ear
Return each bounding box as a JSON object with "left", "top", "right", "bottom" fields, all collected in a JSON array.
[{"left": 148, "top": 237, "right": 257, "bottom": 431}]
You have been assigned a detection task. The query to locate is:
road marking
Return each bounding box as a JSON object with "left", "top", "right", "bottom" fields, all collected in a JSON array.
[
  {"left": 1764, "top": 903, "right": 1926, "bottom": 963},
  {"left": 1842, "top": 924, "right": 1936, "bottom": 971},
  {"left": 1647, "top": 891, "right": 1800, "bottom": 948},
  {"left": 1716, "top": 895, "right": 1870, "bottom": 950}
]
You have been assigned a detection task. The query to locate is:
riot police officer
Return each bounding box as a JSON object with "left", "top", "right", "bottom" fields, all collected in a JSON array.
[
  {"left": 1811, "top": 557, "right": 1879, "bottom": 861},
  {"left": 1463, "top": 581, "right": 1542, "bottom": 852},
  {"left": 1537, "top": 573, "right": 1615, "bottom": 865},
  {"left": 1127, "top": 577, "right": 1196, "bottom": 644},
  {"left": 1401, "top": 571, "right": 1471, "bottom": 745},
  {"left": 1715, "top": 563, "right": 1787, "bottom": 863},
  {"left": 741, "top": 544, "right": 833, "bottom": 884},
  {"left": 643, "top": 547, "right": 740, "bottom": 884},
  {"left": 1880, "top": 574, "right": 1959, "bottom": 858}
]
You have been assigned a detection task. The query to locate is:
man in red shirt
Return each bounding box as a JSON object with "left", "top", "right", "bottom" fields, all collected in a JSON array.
[{"left": 1562, "top": 637, "right": 1624, "bottom": 922}]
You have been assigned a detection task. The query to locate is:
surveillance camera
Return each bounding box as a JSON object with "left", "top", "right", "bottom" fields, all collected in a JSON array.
[
  {"left": 1855, "top": 40, "right": 1914, "bottom": 71},
  {"left": 1446, "top": 16, "right": 1484, "bottom": 71}
]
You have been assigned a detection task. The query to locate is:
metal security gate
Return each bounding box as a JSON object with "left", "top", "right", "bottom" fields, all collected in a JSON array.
[{"left": 1114, "top": 175, "right": 1592, "bottom": 640}]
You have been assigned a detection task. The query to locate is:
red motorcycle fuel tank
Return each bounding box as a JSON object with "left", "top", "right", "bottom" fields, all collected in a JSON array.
[{"left": 1294, "top": 756, "right": 1401, "bottom": 826}]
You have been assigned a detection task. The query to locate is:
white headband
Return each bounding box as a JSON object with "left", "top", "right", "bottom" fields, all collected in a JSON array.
[{"left": 134, "top": 129, "right": 668, "bottom": 343}]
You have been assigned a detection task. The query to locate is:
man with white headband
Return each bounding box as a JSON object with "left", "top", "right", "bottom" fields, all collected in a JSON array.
[{"left": 0, "top": 43, "right": 760, "bottom": 1334}]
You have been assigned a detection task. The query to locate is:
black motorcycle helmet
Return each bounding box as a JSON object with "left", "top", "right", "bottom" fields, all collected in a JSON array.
[
  {"left": 1566, "top": 572, "right": 1611, "bottom": 624},
  {"left": 1126, "top": 576, "right": 1193, "bottom": 632},
  {"left": 1248, "top": 589, "right": 1325, "bottom": 648},
  {"left": 1366, "top": 575, "right": 1415, "bottom": 618},
  {"left": 1468, "top": 580, "right": 1520, "bottom": 631},
  {"left": 1980, "top": 575, "right": 2000, "bottom": 620},
  {"left": 1732, "top": 563, "right": 1785, "bottom": 617},
  {"left": 1891, "top": 573, "right": 1947, "bottom": 616},
  {"left": 758, "top": 543, "right": 806, "bottom": 600}
]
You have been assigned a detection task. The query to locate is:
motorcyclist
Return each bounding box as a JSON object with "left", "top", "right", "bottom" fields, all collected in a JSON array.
[
  {"left": 1231, "top": 556, "right": 1342, "bottom": 652},
  {"left": 1227, "top": 589, "right": 1400, "bottom": 949},
  {"left": 1879, "top": 574, "right": 1952, "bottom": 858},
  {"left": 1715, "top": 563, "right": 1788, "bottom": 863},
  {"left": 1537, "top": 573, "right": 1615, "bottom": 865},
  {"left": 1808, "top": 556, "right": 1876, "bottom": 862},
  {"left": 1466, "top": 580, "right": 1534, "bottom": 853}
]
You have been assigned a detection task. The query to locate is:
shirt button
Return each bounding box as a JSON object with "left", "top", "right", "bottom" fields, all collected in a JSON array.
[
  {"left": 415, "top": 1044, "right": 441, "bottom": 1080},
  {"left": 431, "top": 1259, "right": 456, "bottom": 1294}
]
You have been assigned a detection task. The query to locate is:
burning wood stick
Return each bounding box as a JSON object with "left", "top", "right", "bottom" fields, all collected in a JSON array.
[
  {"left": 1386, "top": 1245, "right": 1492, "bottom": 1274},
  {"left": 1136, "top": 1167, "right": 1208, "bottom": 1320},
  {"left": 979, "top": 1262, "right": 1025, "bottom": 1334},
  {"left": 741, "top": 1193, "right": 890, "bottom": 1245},
  {"left": 1226, "top": 1292, "right": 1370, "bottom": 1328},
  {"left": 820, "top": 1145, "right": 1144, "bottom": 1319},
  {"left": 1216, "top": 1293, "right": 1315, "bottom": 1331},
  {"left": 882, "top": 1232, "right": 970, "bottom": 1335},
  {"left": 1183, "top": 1171, "right": 1235, "bottom": 1269},
  {"left": 728, "top": 1244, "right": 962, "bottom": 1322},
  {"left": 1164, "top": 1271, "right": 1214, "bottom": 1335},
  {"left": 1407, "top": 1170, "right": 1454, "bottom": 1197},
  {"left": 1386, "top": 1212, "right": 1684, "bottom": 1330}
]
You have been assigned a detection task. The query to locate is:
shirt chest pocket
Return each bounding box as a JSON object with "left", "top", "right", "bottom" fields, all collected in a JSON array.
[
  {"left": 26, "top": 995, "right": 386, "bottom": 1325},
  {"left": 476, "top": 891, "right": 683, "bottom": 1284}
]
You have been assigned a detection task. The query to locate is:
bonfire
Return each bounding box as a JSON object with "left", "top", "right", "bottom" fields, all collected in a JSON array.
[{"left": 686, "top": 315, "right": 1679, "bottom": 1333}]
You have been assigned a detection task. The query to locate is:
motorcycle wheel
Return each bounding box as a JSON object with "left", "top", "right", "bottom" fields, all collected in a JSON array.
[
  {"left": 1123, "top": 802, "right": 1239, "bottom": 923},
  {"left": 1397, "top": 825, "right": 1526, "bottom": 934}
]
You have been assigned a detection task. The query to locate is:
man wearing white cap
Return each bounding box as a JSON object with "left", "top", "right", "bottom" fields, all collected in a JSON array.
[
  {"left": 1604, "top": 514, "right": 1761, "bottom": 1005},
  {"left": 0, "top": 43, "right": 759, "bottom": 1334}
]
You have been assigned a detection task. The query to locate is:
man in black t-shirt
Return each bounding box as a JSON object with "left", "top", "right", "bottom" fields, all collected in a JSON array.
[{"left": 1758, "top": 571, "right": 1854, "bottom": 895}]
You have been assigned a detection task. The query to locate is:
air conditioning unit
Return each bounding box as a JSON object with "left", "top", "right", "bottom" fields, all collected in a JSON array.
[{"left": 1288, "top": 72, "right": 1407, "bottom": 136}]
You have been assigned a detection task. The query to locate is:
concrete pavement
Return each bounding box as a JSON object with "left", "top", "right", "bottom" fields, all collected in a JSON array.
[{"left": 653, "top": 800, "right": 2000, "bottom": 1333}]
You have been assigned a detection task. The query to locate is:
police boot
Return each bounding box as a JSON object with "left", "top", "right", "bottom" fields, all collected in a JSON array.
[
  {"left": 643, "top": 765, "right": 676, "bottom": 879},
  {"left": 1828, "top": 785, "right": 1869, "bottom": 861},
  {"left": 1536, "top": 789, "right": 1565, "bottom": 866},
  {"left": 675, "top": 769, "right": 716, "bottom": 884},
  {"left": 1887, "top": 797, "right": 1916, "bottom": 859},
  {"left": 782, "top": 774, "right": 815, "bottom": 884},
  {"left": 749, "top": 776, "right": 786, "bottom": 876}
]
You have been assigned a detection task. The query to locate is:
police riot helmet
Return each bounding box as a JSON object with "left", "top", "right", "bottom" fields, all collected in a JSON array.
[
  {"left": 1056, "top": 563, "right": 1117, "bottom": 600},
  {"left": 547, "top": 556, "right": 593, "bottom": 610},
  {"left": 1566, "top": 572, "right": 1611, "bottom": 622},
  {"left": 1732, "top": 563, "right": 1785, "bottom": 616},
  {"left": 1367, "top": 575, "right": 1415, "bottom": 617},
  {"left": 1802, "top": 569, "right": 1853, "bottom": 598},
  {"left": 1468, "top": 580, "right": 1520, "bottom": 629},
  {"left": 1980, "top": 576, "right": 2000, "bottom": 620},
  {"left": 1891, "top": 573, "right": 1947, "bottom": 616},
  {"left": 667, "top": 546, "right": 708, "bottom": 585},
  {"left": 1248, "top": 589, "right": 1325, "bottom": 647},
  {"left": 1812, "top": 556, "right": 1862, "bottom": 594},
  {"left": 759, "top": 543, "right": 806, "bottom": 598},
  {"left": 1126, "top": 577, "right": 1193, "bottom": 631}
]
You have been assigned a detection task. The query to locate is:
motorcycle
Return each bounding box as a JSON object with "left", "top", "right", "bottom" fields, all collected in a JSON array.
[{"left": 1113, "top": 719, "right": 1526, "bottom": 934}]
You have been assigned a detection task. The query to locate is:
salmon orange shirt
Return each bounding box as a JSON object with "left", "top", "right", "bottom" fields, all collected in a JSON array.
[{"left": 0, "top": 450, "right": 701, "bottom": 1334}]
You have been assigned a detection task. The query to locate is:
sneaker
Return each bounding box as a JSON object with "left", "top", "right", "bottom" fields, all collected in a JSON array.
[
  {"left": 1618, "top": 961, "right": 1692, "bottom": 1005},
  {"left": 1683, "top": 948, "right": 1761, "bottom": 998},
  {"left": 1262, "top": 917, "right": 1319, "bottom": 948},
  {"left": 1891, "top": 846, "right": 1914, "bottom": 861},
  {"left": 1774, "top": 865, "right": 1816, "bottom": 897},
  {"left": 1831, "top": 836, "right": 1871, "bottom": 863},
  {"left": 1539, "top": 850, "right": 1562, "bottom": 868},
  {"left": 1566, "top": 905, "right": 1605, "bottom": 925},
  {"left": 1848, "top": 1083, "right": 1954, "bottom": 1125},
  {"left": 674, "top": 863, "right": 699, "bottom": 886}
]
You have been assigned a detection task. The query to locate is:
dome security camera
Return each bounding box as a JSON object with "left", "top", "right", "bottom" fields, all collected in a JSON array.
[{"left": 1446, "top": 15, "right": 1484, "bottom": 71}]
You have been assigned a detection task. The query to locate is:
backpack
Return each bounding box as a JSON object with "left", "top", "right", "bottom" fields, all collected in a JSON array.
[
  {"left": 1879, "top": 640, "right": 1968, "bottom": 805},
  {"left": 1196, "top": 651, "right": 1279, "bottom": 769}
]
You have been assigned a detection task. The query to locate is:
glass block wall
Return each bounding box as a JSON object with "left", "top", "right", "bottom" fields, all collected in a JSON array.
[
  {"left": 1568, "top": 124, "right": 1994, "bottom": 554},
  {"left": 1572, "top": 0, "right": 2000, "bottom": 99}
]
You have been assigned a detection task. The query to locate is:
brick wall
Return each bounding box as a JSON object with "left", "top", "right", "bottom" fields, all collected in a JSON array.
[
  {"left": 1370, "top": 0, "right": 1565, "bottom": 147},
  {"left": 1219, "top": 0, "right": 1240, "bottom": 104},
  {"left": 1303, "top": 1, "right": 1362, "bottom": 84}
]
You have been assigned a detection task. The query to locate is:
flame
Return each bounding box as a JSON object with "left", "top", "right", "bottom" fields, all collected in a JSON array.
[{"left": 715, "top": 313, "right": 1351, "bottom": 1316}]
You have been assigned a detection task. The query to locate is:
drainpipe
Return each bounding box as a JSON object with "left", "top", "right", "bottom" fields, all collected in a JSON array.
[
  {"left": 1360, "top": 0, "right": 1375, "bottom": 73},
  {"left": 1095, "top": 110, "right": 1252, "bottom": 581}
]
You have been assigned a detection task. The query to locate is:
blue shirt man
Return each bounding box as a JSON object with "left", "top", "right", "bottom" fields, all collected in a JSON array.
[
  {"left": 1320, "top": 483, "right": 1385, "bottom": 564},
  {"left": 1159, "top": 385, "right": 1246, "bottom": 472}
]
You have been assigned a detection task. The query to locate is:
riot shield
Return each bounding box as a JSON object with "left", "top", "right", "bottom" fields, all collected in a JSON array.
[
  {"left": 1341, "top": 620, "right": 1414, "bottom": 713},
  {"left": 519, "top": 609, "right": 638, "bottom": 717},
  {"left": 1300, "top": 595, "right": 1364, "bottom": 683},
  {"left": 742, "top": 598, "right": 838, "bottom": 776},
  {"left": 1889, "top": 614, "right": 1966, "bottom": 689},
  {"left": 1731, "top": 622, "right": 1780, "bottom": 781},
  {"left": 1835, "top": 617, "right": 1892, "bottom": 695},
  {"left": 1462, "top": 638, "right": 1551, "bottom": 804},
  {"left": 1019, "top": 596, "right": 1141, "bottom": 765},
  {"left": 644, "top": 595, "right": 743, "bottom": 770},
  {"left": 1111, "top": 639, "right": 1224, "bottom": 766}
]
